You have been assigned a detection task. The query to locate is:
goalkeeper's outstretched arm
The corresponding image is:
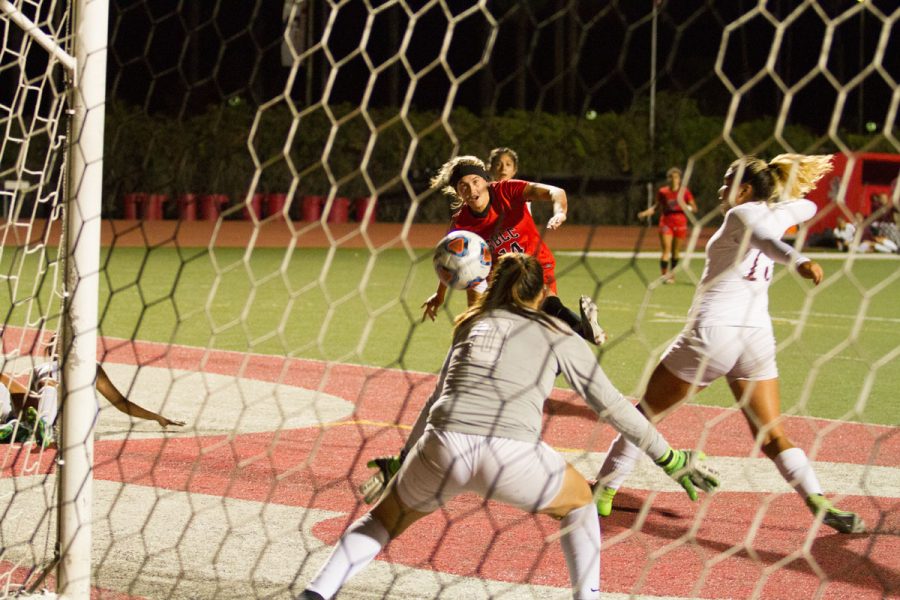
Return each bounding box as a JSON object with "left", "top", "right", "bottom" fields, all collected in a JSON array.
[{"left": 556, "top": 335, "right": 719, "bottom": 500}]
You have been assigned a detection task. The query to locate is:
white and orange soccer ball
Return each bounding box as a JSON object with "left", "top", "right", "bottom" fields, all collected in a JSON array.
[{"left": 432, "top": 230, "right": 492, "bottom": 290}]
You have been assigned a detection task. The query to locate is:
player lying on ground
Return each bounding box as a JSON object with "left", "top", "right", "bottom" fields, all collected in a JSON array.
[
  {"left": 421, "top": 155, "right": 607, "bottom": 346},
  {"left": 298, "top": 253, "right": 718, "bottom": 600},
  {"left": 0, "top": 336, "right": 185, "bottom": 446},
  {"left": 593, "top": 153, "right": 865, "bottom": 534}
]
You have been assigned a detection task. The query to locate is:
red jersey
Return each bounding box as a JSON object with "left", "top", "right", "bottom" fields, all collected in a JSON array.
[
  {"left": 450, "top": 179, "right": 557, "bottom": 289},
  {"left": 657, "top": 185, "right": 695, "bottom": 215}
]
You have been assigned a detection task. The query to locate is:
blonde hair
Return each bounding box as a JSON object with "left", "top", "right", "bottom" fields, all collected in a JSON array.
[
  {"left": 730, "top": 153, "right": 833, "bottom": 202},
  {"left": 430, "top": 155, "right": 487, "bottom": 210},
  {"left": 452, "top": 254, "right": 566, "bottom": 343}
]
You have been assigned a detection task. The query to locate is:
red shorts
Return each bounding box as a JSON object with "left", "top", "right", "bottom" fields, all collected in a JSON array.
[{"left": 660, "top": 213, "right": 689, "bottom": 240}]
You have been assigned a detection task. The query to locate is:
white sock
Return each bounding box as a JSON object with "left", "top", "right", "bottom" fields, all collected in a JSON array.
[
  {"left": 597, "top": 434, "right": 642, "bottom": 490},
  {"left": 306, "top": 513, "right": 390, "bottom": 600},
  {"left": 559, "top": 503, "right": 601, "bottom": 600},
  {"left": 0, "top": 385, "right": 11, "bottom": 422},
  {"left": 774, "top": 447, "right": 823, "bottom": 499},
  {"left": 37, "top": 385, "right": 58, "bottom": 425}
]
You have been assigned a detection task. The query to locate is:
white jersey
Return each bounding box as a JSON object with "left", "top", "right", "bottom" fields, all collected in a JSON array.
[
  {"left": 689, "top": 199, "right": 816, "bottom": 329},
  {"left": 406, "top": 309, "right": 668, "bottom": 460}
]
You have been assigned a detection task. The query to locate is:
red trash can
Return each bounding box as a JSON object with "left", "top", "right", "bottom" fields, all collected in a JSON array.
[
  {"left": 201, "top": 194, "right": 229, "bottom": 221},
  {"left": 354, "top": 196, "right": 376, "bottom": 225},
  {"left": 265, "top": 193, "right": 287, "bottom": 219},
  {"left": 302, "top": 196, "right": 323, "bottom": 221},
  {"left": 327, "top": 196, "right": 350, "bottom": 223},
  {"left": 123, "top": 193, "right": 147, "bottom": 220},
  {"left": 242, "top": 193, "right": 264, "bottom": 220},
  {"left": 178, "top": 194, "right": 198, "bottom": 221},
  {"left": 143, "top": 194, "right": 168, "bottom": 220}
]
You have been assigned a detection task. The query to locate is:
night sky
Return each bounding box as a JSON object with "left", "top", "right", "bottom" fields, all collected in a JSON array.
[{"left": 104, "top": 0, "right": 899, "bottom": 134}]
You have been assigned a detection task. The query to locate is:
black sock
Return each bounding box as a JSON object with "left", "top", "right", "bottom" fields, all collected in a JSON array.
[
  {"left": 660, "top": 259, "right": 669, "bottom": 274},
  {"left": 540, "top": 295, "right": 581, "bottom": 332},
  {"left": 671, "top": 257, "right": 679, "bottom": 270}
]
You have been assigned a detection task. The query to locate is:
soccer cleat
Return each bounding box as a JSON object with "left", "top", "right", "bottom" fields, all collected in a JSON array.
[
  {"left": 296, "top": 591, "right": 325, "bottom": 600},
  {"left": 0, "top": 419, "right": 17, "bottom": 443},
  {"left": 579, "top": 295, "right": 608, "bottom": 346},
  {"left": 806, "top": 494, "right": 866, "bottom": 534},
  {"left": 593, "top": 485, "right": 617, "bottom": 517},
  {"left": 25, "top": 407, "right": 53, "bottom": 448}
]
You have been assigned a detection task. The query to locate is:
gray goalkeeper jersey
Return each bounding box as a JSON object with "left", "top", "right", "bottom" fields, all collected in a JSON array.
[{"left": 407, "top": 309, "right": 668, "bottom": 460}]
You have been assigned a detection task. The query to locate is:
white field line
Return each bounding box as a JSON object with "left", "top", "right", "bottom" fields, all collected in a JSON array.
[
  {"left": 0, "top": 477, "right": 687, "bottom": 600},
  {"left": 563, "top": 452, "right": 900, "bottom": 499},
  {"left": 557, "top": 250, "right": 900, "bottom": 260}
]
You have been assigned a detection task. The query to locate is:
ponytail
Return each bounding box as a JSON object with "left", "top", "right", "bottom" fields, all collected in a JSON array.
[
  {"left": 729, "top": 153, "right": 832, "bottom": 202},
  {"left": 452, "top": 253, "right": 566, "bottom": 342}
]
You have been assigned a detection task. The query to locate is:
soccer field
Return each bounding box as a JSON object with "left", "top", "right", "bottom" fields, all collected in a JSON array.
[
  {"left": 76, "top": 246, "right": 900, "bottom": 426},
  {"left": 3, "top": 243, "right": 898, "bottom": 597}
]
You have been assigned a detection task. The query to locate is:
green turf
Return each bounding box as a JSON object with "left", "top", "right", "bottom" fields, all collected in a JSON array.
[{"left": 3, "top": 246, "right": 898, "bottom": 425}]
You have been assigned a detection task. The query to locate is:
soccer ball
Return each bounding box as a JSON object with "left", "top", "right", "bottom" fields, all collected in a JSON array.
[{"left": 432, "top": 230, "right": 492, "bottom": 290}]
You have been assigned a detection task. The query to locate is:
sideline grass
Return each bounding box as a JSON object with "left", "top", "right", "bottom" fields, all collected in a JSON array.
[{"left": 3, "top": 246, "right": 897, "bottom": 425}]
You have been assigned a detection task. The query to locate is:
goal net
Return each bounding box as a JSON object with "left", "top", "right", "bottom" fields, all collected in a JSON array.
[{"left": 1, "top": 0, "right": 897, "bottom": 598}]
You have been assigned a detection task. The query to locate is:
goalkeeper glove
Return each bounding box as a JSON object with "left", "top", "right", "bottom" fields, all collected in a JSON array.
[
  {"left": 655, "top": 449, "right": 719, "bottom": 501},
  {"left": 358, "top": 451, "right": 406, "bottom": 504}
]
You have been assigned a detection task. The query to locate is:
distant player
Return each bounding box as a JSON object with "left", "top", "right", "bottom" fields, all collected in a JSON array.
[
  {"left": 594, "top": 153, "right": 865, "bottom": 534},
  {"left": 421, "top": 155, "right": 606, "bottom": 345},
  {"left": 0, "top": 334, "right": 184, "bottom": 446},
  {"left": 638, "top": 166, "right": 697, "bottom": 283},
  {"left": 297, "top": 254, "right": 718, "bottom": 600},
  {"left": 488, "top": 146, "right": 519, "bottom": 182}
]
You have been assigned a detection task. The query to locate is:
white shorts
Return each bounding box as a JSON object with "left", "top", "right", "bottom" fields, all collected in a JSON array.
[
  {"left": 395, "top": 429, "right": 566, "bottom": 514},
  {"left": 661, "top": 326, "right": 778, "bottom": 388}
]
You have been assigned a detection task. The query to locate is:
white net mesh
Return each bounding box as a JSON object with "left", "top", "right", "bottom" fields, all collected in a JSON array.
[{"left": 1, "top": 0, "right": 898, "bottom": 598}]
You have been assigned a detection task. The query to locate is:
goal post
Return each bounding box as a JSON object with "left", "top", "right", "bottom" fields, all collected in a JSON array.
[
  {"left": 58, "top": 0, "right": 107, "bottom": 596},
  {"left": 0, "top": 0, "right": 105, "bottom": 596}
]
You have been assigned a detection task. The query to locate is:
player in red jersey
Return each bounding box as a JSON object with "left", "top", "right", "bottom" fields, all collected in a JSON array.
[
  {"left": 638, "top": 167, "right": 698, "bottom": 284},
  {"left": 421, "top": 155, "right": 606, "bottom": 345}
]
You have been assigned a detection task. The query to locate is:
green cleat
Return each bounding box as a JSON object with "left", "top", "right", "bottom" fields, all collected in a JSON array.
[
  {"left": 806, "top": 494, "right": 866, "bottom": 534},
  {"left": 25, "top": 407, "right": 53, "bottom": 448},
  {"left": 0, "top": 420, "right": 17, "bottom": 443},
  {"left": 594, "top": 485, "right": 617, "bottom": 517}
]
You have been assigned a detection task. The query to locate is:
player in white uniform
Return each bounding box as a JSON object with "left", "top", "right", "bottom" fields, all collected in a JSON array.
[
  {"left": 0, "top": 335, "right": 184, "bottom": 446},
  {"left": 593, "top": 154, "right": 865, "bottom": 534},
  {"left": 297, "top": 254, "right": 718, "bottom": 600}
]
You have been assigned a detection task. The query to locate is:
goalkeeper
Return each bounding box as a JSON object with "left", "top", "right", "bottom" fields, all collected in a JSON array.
[
  {"left": 593, "top": 154, "right": 865, "bottom": 535},
  {"left": 0, "top": 334, "right": 184, "bottom": 446},
  {"left": 297, "top": 253, "right": 718, "bottom": 600}
]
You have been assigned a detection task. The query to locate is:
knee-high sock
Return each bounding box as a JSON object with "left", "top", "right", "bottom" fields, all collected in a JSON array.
[
  {"left": 37, "top": 385, "right": 58, "bottom": 425},
  {"left": 306, "top": 513, "right": 390, "bottom": 600},
  {"left": 559, "top": 503, "right": 601, "bottom": 600},
  {"left": 0, "top": 385, "right": 11, "bottom": 422},
  {"left": 774, "top": 447, "right": 823, "bottom": 499},
  {"left": 597, "top": 433, "right": 642, "bottom": 490},
  {"left": 540, "top": 295, "right": 581, "bottom": 332}
]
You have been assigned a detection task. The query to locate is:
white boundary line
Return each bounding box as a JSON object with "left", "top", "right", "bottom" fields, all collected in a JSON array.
[{"left": 556, "top": 250, "right": 900, "bottom": 260}]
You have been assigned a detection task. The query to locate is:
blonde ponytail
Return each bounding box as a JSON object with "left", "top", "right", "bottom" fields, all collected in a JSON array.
[{"left": 767, "top": 154, "right": 833, "bottom": 200}]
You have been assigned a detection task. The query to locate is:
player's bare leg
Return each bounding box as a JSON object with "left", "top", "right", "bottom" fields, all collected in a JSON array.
[
  {"left": 730, "top": 378, "right": 865, "bottom": 534},
  {"left": 594, "top": 364, "right": 698, "bottom": 515},
  {"left": 660, "top": 232, "right": 675, "bottom": 283},
  {"left": 670, "top": 235, "right": 682, "bottom": 283}
]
